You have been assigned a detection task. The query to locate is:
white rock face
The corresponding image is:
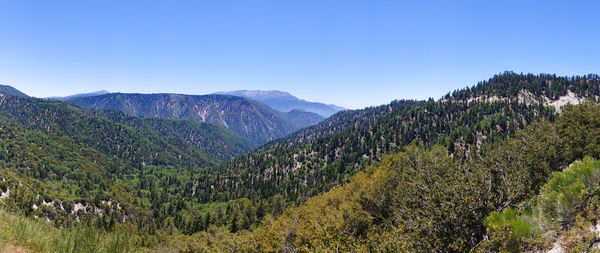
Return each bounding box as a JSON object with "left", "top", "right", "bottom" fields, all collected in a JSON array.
[
  {"left": 0, "top": 188, "right": 9, "bottom": 199},
  {"left": 41, "top": 200, "right": 54, "bottom": 207},
  {"left": 590, "top": 223, "right": 600, "bottom": 249},
  {"left": 72, "top": 202, "right": 86, "bottom": 214},
  {"left": 466, "top": 95, "right": 504, "bottom": 104},
  {"left": 544, "top": 90, "right": 586, "bottom": 113},
  {"left": 461, "top": 89, "right": 586, "bottom": 114},
  {"left": 546, "top": 240, "right": 564, "bottom": 253}
]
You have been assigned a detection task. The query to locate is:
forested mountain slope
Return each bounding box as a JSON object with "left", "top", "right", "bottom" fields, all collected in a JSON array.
[
  {"left": 179, "top": 102, "right": 600, "bottom": 252},
  {"left": 66, "top": 93, "right": 324, "bottom": 145},
  {"left": 0, "top": 94, "right": 257, "bottom": 246},
  {"left": 0, "top": 96, "right": 252, "bottom": 168},
  {"left": 281, "top": 109, "right": 327, "bottom": 130},
  {"left": 193, "top": 72, "right": 597, "bottom": 205},
  {"left": 265, "top": 100, "right": 422, "bottom": 148},
  {"left": 95, "top": 110, "right": 252, "bottom": 163},
  {"left": 451, "top": 72, "right": 600, "bottom": 99},
  {"left": 0, "top": 84, "right": 28, "bottom": 97}
]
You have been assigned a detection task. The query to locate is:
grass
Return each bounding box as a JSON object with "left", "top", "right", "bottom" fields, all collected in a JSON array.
[{"left": 0, "top": 208, "right": 137, "bottom": 253}]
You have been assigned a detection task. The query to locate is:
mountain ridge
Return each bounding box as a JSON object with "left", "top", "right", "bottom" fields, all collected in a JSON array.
[
  {"left": 46, "top": 90, "right": 109, "bottom": 101},
  {"left": 215, "top": 89, "right": 344, "bottom": 117},
  {"left": 66, "top": 92, "right": 324, "bottom": 145},
  {"left": 0, "top": 84, "right": 28, "bottom": 97}
]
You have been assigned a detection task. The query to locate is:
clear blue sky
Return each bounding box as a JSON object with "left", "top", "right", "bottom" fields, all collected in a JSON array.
[{"left": 0, "top": 0, "right": 598, "bottom": 109}]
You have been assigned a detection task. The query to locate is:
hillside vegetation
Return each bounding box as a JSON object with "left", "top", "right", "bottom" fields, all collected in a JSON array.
[
  {"left": 484, "top": 157, "right": 600, "bottom": 252},
  {"left": 0, "top": 95, "right": 258, "bottom": 247},
  {"left": 0, "top": 208, "right": 135, "bottom": 253},
  {"left": 2, "top": 72, "right": 600, "bottom": 251},
  {"left": 0, "top": 84, "right": 28, "bottom": 97},
  {"left": 176, "top": 102, "right": 600, "bottom": 252},
  {"left": 195, "top": 72, "right": 600, "bottom": 206}
]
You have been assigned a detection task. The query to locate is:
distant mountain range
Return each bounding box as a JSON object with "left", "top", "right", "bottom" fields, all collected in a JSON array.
[
  {"left": 65, "top": 93, "right": 324, "bottom": 145},
  {"left": 46, "top": 90, "right": 109, "bottom": 101},
  {"left": 215, "top": 90, "right": 344, "bottom": 117}
]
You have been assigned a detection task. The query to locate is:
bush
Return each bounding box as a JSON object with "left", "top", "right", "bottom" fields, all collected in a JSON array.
[
  {"left": 485, "top": 157, "right": 600, "bottom": 252},
  {"left": 485, "top": 208, "right": 536, "bottom": 252}
]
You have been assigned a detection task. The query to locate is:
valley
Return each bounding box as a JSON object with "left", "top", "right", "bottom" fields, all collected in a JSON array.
[
  {"left": 2, "top": 72, "right": 600, "bottom": 252},
  {"left": 2, "top": 1, "right": 597, "bottom": 251}
]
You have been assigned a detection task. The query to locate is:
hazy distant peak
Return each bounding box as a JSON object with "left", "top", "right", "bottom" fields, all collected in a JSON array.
[
  {"left": 47, "top": 90, "right": 110, "bottom": 101},
  {"left": 216, "top": 90, "right": 297, "bottom": 99},
  {"left": 214, "top": 90, "right": 344, "bottom": 118}
]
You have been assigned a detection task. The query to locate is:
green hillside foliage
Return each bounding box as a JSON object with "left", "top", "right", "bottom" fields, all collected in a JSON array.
[
  {"left": 0, "top": 208, "right": 136, "bottom": 253},
  {"left": 199, "top": 95, "right": 556, "bottom": 206},
  {"left": 282, "top": 109, "right": 326, "bottom": 130},
  {"left": 195, "top": 72, "right": 599, "bottom": 219},
  {"left": 0, "top": 96, "right": 252, "bottom": 168},
  {"left": 483, "top": 157, "right": 600, "bottom": 252},
  {"left": 178, "top": 102, "right": 600, "bottom": 252},
  {"left": 98, "top": 110, "right": 253, "bottom": 162},
  {"left": 453, "top": 72, "right": 600, "bottom": 99},
  {"left": 2, "top": 73, "right": 600, "bottom": 251},
  {"left": 0, "top": 94, "right": 258, "bottom": 248}
]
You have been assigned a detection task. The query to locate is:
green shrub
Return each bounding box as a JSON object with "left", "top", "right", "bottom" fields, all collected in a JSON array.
[
  {"left": 485, "top": 157, "right": 600, "bottom": 252},
  {"left": 539, "top": 157, "right": 600, "bottom": 228},
  {"left": 486, "top": 208, "right": 536, "bottom": 252}
]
